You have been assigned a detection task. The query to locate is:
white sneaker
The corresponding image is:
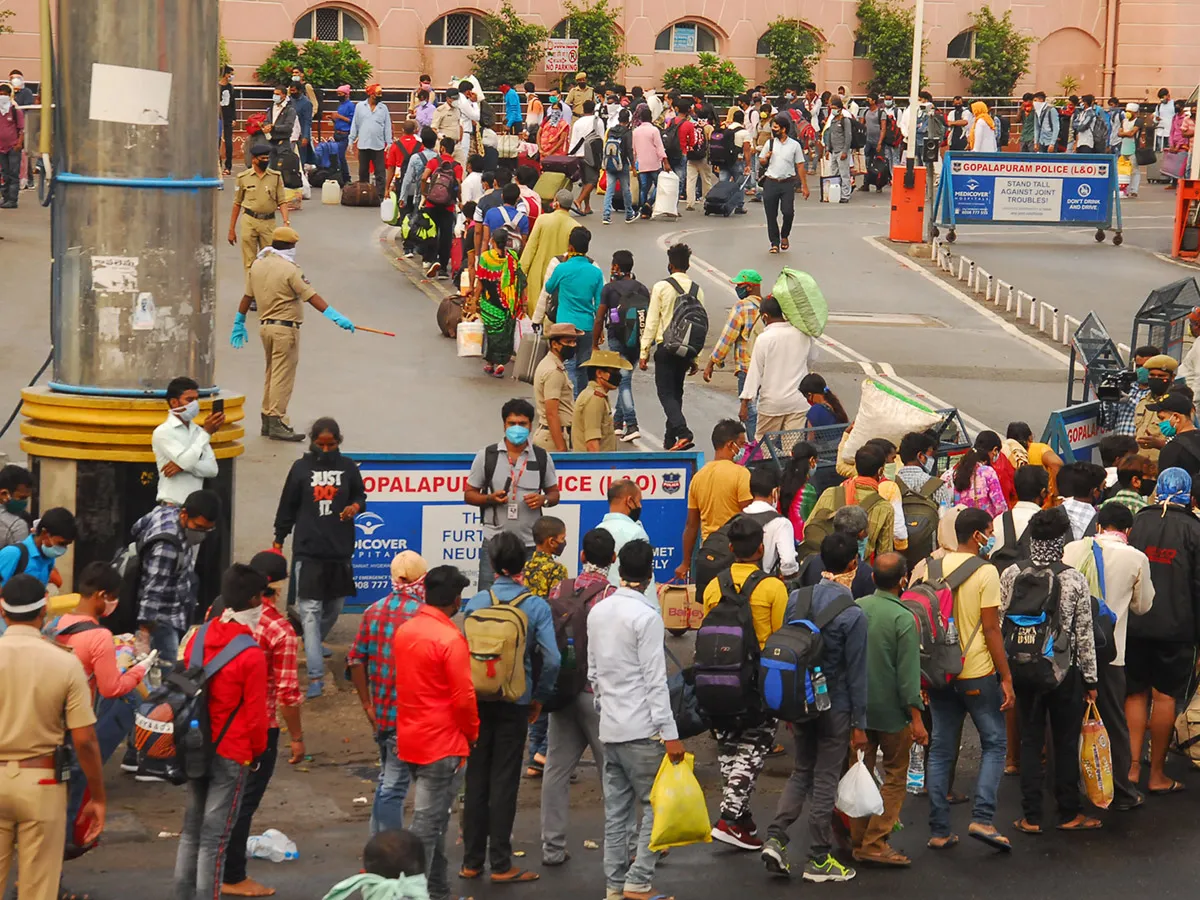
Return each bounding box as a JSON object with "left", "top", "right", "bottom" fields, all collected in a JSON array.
[{"left": 621, "top": 429, "right": 641, "bottom": 442}]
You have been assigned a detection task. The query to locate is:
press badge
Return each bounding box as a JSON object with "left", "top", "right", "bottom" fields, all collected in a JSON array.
[{"left": 507, "top": 500, "right": 520, "bottom": 520}]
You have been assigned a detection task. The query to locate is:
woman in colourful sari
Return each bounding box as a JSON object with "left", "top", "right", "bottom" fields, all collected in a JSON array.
[
  {"left": 472, "top": 226, "right": 526, "bottom": 377},
  {"left": 537, "top": 103, "right": 570, "bottom": 158}
]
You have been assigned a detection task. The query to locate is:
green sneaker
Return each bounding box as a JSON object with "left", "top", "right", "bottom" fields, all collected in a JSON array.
[
  {"left": 761, "top": 837, "right": 790, "bottom": 877},
  {"left": 803, "top": 853, "right": 856, "bottom": 883}
]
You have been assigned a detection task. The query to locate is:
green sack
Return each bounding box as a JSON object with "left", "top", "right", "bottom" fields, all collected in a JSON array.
[
  {"left": 401, "top": 210, "right": 437, "bottom": 243},
  {"left": 773, "top": 268, "right": 828, "bottom": 336}
]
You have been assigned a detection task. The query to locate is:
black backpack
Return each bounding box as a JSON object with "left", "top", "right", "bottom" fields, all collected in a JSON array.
[
  {"left": 659, "top": 277, "right": 709, "bottom": 359},
  {"left": 895, "top": 476, "right": 942, "bottom": 566},
  {"left": 693, "top": 569, "right": 767, "bottom": 723},
  {"left": 707, "top": 127, "right": 735, "bottom": 167},
  {"left": 662, "top": 121, "right": 682, "bottom": 159},
  {"left": 606, "top": 281, "right": 651, "bottom": 358},
  {"left": 482, "top": 443, "right": 553, "bottom": 496},
  {"left": 850, "top": 117, "right": 867, "bottom": 150},
  {"left": 988, "top": 510, "right": 1031, "bottom": 571},
  {"left": 133, "top": 623, "right": 259, "bottom": 784},
  {"left": 686, "top": 124, "right": 709, "bottom": 161},
  {"left": 1001, "top": 561, "right": 1070, "bottom": 692},
  {"left": 104, "top": 532, "right": 187, "bottom": 637},
  {"left": 694, "top": 509, "right": 782, "bottom": 598},
  {"left": 478, "top": 98, "right": 496, "bottom": 130},
  {"left": 759, "top": 585, "right": 854, "bottom": 722}
]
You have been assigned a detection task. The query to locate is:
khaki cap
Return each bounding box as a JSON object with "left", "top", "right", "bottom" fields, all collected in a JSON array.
[
  {"left": 1145, "top": 354, "right": 1179, "bottom": 374},
  {"left": 273, "top": 226, "right": 300, "bottom": 244},
  {"left": 588, "top": 349, "right": 633, "bottom": 370}
]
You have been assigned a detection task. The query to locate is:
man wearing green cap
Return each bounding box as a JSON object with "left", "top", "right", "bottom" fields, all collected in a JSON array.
[
  {"left": 704, "top": 269, "right": 765, "bottom": 440},
  {"left": 572, "top": 350, "right": 633, "bottom": 451}
]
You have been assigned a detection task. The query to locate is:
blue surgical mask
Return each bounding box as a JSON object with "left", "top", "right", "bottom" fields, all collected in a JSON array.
[
  {"left": 505, "top": 424, "right": 530, "bottom": 445},
  {"left": 1159, "top": 419, "right": 1178, "bottom": 438},
  {"left": 174, "top": 400, "right": 200, "bottom": 423},
  {"left": 857, "top": 537, "right": 868, "bottom": 559},
  {"left": 979, "top": 535, "right": 996, "bottom": 558},
  {"left": 1136, "top": 366, "right": 1149, "bottom": 385},
  {"left": 734, "top": 285, "right": 751, "bottom": 300},
  {"left": 42, "top": 543, "right": 68, "bottom": 559}
]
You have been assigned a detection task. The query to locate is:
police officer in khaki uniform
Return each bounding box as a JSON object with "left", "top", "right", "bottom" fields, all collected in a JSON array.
[
  {"left": 228, "top": 142, "right": 291, "bottom": 274},
  {"left": 565, "top": 72, "right": 595, "bottom": 118},
  {"left": 532, "top": 323, "right": 582, "bottom": 452},
  {"left": 0, "top": 574, "right": 106, "bottom": 900},
  {"left": 571, "top": 349, "right": 632, "bottom": 451},
  {"left": 231, "top": 226, "right": 356, "bottom": 441}
]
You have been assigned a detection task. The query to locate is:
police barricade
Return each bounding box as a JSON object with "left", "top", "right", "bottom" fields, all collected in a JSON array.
[
  {"left": 1041, "top": 401, "right": 1108, "bottom": 464},
  {"left": 932, "top": 151, "right": 1123, "bottom": 245},
  {"left": 344, "top": 450, "right": 704, "bottom": 610}
]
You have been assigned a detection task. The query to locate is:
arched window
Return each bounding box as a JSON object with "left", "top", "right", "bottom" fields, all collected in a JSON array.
[
  {"left": 946, "top": 29, "right": 977, "bottom": 60},
  {"left": 655, "top": 21, "right": 718, "bottom": 54},
  {"left": 551, "top": 19, "right": 572, "bottom": 39},
  {"left": 425, "top": 12, "right": 490, "bottom": 47},
  {"left": 757, "top": 24, "right": 820, "bottom": 57},
  {"left": 294, "top": 7, "right": 367, "bottom": 42}
]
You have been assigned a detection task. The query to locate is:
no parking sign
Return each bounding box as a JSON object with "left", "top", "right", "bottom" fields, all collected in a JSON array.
[{"left": 545, "top": 39, "right": 579, "bottom": 74}]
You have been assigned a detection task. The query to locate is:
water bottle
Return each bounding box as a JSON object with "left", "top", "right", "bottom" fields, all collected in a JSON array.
[
  {"left": 812, "top": 667, "right": 831, "bottom": 712},
  {"left": 248, "top": 828, "right": 298, "bottom": 862},
  {"left": 181, "top": 719, "right": 207, "bottom": 780},
  {"left": 906, "top": 741, "right": 926, "bottom": 794},
  {"left": 945, "top": 616, "right": 959, "bottom": 645},
  {"left": 564, "top": 637, "right": 576, "bottom": 671}
]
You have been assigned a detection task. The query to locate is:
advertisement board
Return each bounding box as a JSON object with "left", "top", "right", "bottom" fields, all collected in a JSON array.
[{"left": 344, "top": 451, "right": 703, "bottom": 608}]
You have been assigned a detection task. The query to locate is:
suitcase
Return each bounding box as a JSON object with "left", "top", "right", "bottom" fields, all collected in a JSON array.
[
  {"left": 513, "top": 331, "right": 549, "bottom": 384},
  {"left": 437, "top": 295, "right": 464, "bottom": 338},
  {"left": 541, "top": 154, "right": 583, "bottom": 182},
  {"left": 863, "top": 155, "right": 890, "bottom": 191},
  {"left": 611, "top": 176, "right": 640, "bottom": 212},
  {"left": 341, "top": 182, "right": 380, "bottom": 207},
  {"left": 535, "top": 171, "right": 572, "bottom": 205},
  {"left": 702, "top": 180, "right": 739, "bottom": 216}
]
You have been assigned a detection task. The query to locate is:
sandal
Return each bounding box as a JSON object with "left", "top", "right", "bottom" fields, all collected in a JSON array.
[
  {"left": 1012, "top": 818, "right": 1042, "bottom": 835},
  {"left": 458, "top": 867, "right": 483, "bottom": 880},
  {"left": 59, "top": 890, "right": 97, "bottom": 900},
  {"left": 1148, "top": 780, "right": 1186, "bottom": 795},
  {"left": 768, "top": 245, "right": 780, "bottom": 254},
  {"left": 524, "top": 764, "right": 544, "bottom": 778},
  {"left": 780, "top": 238, "right": 790, "bottom": 251},
  {"left": 852, "top": 847, "right": 911, "bottom": 866},
  {"left": 947, "top": 791, "right": 970, "bottom": 805},
  {"left": 490, "top": 868, "right": 539, "bottom": 883},
  {"left": 1004, "top": 764, "right": 1019, "bottom": 776},
  {"left": 767, "top": 743, "right": 786, "bottom": 757},
  {"left": 967, "top": 824, "right": 1012, "bottom": 852},
  {"left": 927, "top": 834, "right": 959, "bottom": 850},
  {"left": 1057, "top": 816, "right": 1102, "bottom": 831}
]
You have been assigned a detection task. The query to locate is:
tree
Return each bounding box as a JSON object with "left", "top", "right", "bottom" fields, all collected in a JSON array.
[
  {"left": 0, "top": 9, "right": 12, "bottom": 35},
  {"left": 662, "top": 53, "right": 746, "bottom": 98},
  {"left": 559, "top": 0, "right": 639, "bottom": 88},
  {"left": 256, "top": 39, "right": 372, "bottom": 89},
  {"left": 469, "top": 1, "right": 549, "bottom": 88},
  {"left": 218, "top": 35, "right": 231, "bottom": 72},
  {"left": 855, "top": 0, "right": 923, "bottom": 96},
  {"left": 761, "top": 18, "right": 823, "bottom": 96},
  {"left": 953, "top": 6, "right": 1033, "bottom": 96}
]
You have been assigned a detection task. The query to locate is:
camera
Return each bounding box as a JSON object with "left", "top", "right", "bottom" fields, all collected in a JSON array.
[{"left": 1096, "top": 369, "right": 1137, "bottom": 402}]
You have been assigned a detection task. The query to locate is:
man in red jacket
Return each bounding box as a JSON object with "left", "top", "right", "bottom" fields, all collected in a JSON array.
[
  {"left": 393, "top": 565, "right": 479, "bottom": 900},
  {"left": 173, "top": 564, "right": 269, "bottom": 900}
]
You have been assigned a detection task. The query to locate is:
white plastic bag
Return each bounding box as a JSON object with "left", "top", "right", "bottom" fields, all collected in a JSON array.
[
  {"left": 835, "top": 750, "right": 884, "bottom": 818},
  {"left": 652, "top": 170, "right": 680, "bottom": 219},
  {"left": 456, "top": 320, "right": 484, "bottom": 357}
]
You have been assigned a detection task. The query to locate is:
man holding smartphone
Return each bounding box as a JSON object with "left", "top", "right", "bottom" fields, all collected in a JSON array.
[{"left": 151, "top": 376, "right": 225, "bottom": 507}]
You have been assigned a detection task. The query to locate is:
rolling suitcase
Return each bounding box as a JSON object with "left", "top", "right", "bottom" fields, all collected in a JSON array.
[
  {"left": 513, "top": 331, "right": 549, "bottom": 384},
  {"left": 702, "top": 180, "right": 740, "bottom": 216},
  {"left": 535, "top": 171, "right": 572, "bottom": 205},
  {"left": 863, "top": 155, "right": 891, "bottom": 192},
  {"left": 341, "top": 182, "right": 380, "bottom": 206},
  {"left": 541, "top": 154, "right": 583, "bottom": 182}
]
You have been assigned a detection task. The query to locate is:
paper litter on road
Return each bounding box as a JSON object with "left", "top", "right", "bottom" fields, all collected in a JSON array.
[
  {"left": 158, "top": 831, "right": 180, "bottom": 838},
  {"left": 353, "top": 796, "right": 369, "bottom": 804},
  {"left": 583, "top": 839, "right": 599, "bottom": 850}
]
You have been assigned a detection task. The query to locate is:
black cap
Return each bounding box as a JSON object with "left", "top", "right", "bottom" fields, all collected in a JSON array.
[
  {"left": 250, "top": 142, "right": 272, "bottom": 157},
  {"left": 249, "top": 550, "right": 288, "bottom": 583},
  {"left": 1147, "top": 391, "right": 1194, "bottom": 416}
]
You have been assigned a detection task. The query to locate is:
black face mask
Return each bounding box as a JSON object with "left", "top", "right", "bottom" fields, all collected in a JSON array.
[
  {"left": 1147, "top": 377, "right": 1172, "bottom": 395},
  {"left": 310, "top": 444, "right": 341, "bottom": 465},
  {"left": 628, "top": 504, "right": 642, "bottom": 523},
  {"left": 559, "top": 344, "right": 577, "bottom": 361},
  {"left": 1138, "top": 478, "right": 1157, "bottom": 497}
]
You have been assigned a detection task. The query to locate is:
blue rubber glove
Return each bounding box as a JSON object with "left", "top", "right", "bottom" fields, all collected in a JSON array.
[
  {"left": 230, "top": 311, "right": 248, "bottom": 349},
  {"left": 323, "top": 306, "right": 355, "bottom": 332}
]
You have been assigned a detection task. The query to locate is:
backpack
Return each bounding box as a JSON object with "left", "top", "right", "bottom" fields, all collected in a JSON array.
[
  {"left": 798, "top": 486, "right": 882, "bottom": 562},
  {"left": 497, "top": 206, "right": 527, "bottom": 252},
  {"left": 850, "top": 117, "right": 867, "bottom": 150},
  {"left": 133, "top": 622, "right": 258, "bottom": 785},
  {"left": 3, "top": 543, "right": 30, "bottom": 580},
  {"left": 662, "top": 121, "right": 682, "bottom": 159},
  {"left": 988, "top": 510, "right": 1031, "bottom": 571},
  {"left": 543, "top": 578, "right": 609, "bottom": 711},
  {"left": 1087, "top": 539, "right": 1118, "bottom": 666},
  {"left": 997, "top": 113, "right": 1011, "bottom": 147},
  {"left": 694, "top": 569, "right": 767, "bottom": 722},
  {"left": 401, "top": 209, "right": 437, "bottom": 243},
  {"left": 900, "top": 555, "right": 988, "bottom": 688},
  {"left": 105, "top": 533, "right": 186, "bottom": 637},
  {"left": 464, "top": 590, "right": 533, "bottom": 702},
  {"left": 880, "top": 111, "right": 902, "bottom": 147},
  {"left": 758, "top": 585, "right": 855, "bottom": 722},
  {"left": 659, "top": 277, "right": 709, "bottom": 359},
  {"left": 481, "top": 442, "right": 553, "bottom": 497},
  {"left": 895, "top": 477, "right": 942, "bottom": 567},
  {"left": 1001, "top": 561, "right": 1071, "bottom": 692},
  {"left": 478, "top": 99, "right": 496, "bottom": 130},
  {"left": 798, "top": 119, "right": 817, "bottom": 152},
  {"left": 603, "top": 129, "right": 626, "bottom": 172},
  {"left": 426, "top": 159, "right": 459, "bottom": 208},
  {"left": 607, "top": 281, "right": 651, "bottom": 358},
  {"left": 686, "top": 124, "right": 708, "bottom": 161},
  {"left": 707, "top": 127, "right": 735, "bottom": 167},
  {"left": 694, "top": 509, "right": 783, "bottom": 598},
  {"left": 1090, "top": 108, "right": 1110, "bottom": 151},
  {"left": 391, "top": 138, "right": 415, "bottom": 183}
]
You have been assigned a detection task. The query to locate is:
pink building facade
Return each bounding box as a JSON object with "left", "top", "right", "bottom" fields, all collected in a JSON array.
[{"left": 3, "top": 0, "right": 1198, "bottom": 98}]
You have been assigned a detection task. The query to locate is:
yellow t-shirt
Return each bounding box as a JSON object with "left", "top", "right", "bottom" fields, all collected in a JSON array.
[
  {"left": 701, "top": 562, "right": 788, "bottom": 648},
  {"left": 1027, "top": 442, "right": 1052, "bottom": 467},
  {"left": 941, "top": 552, "right": 1002, "bottom": 680},
  {"left": 688, "top": 459, "right": 752, "bottom": 539}
]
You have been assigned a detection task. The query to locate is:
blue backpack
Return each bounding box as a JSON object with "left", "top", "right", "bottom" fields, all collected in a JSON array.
[{"left": 758, "top": 587, "right": 854, "bottom": 722}]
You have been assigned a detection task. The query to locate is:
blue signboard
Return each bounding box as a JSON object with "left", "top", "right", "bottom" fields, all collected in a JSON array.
[
  {"left": 934, "top": 151, "right": 1123, "bottom": 241},
  {"left": 1040, "top": 401, "right": 1108, "bottom": 464},
  {"left": 344, "top": 451, "right": 703, "bottom": 609},
  {"left": 672, "top": 23, "right": 697, "bottom": 53}
]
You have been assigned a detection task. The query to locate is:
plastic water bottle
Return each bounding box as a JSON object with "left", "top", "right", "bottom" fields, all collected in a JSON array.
[
  {"left": 181, "top": 720, "right": 207, "bottom": 780},
  {"left": 812, "top": 667, "right": 831, "bottom": 712},
  {"left": 247, "top": 828, "right": 299, "bottom": 862},
  {"left": 564, "top": 637, "right": 576, "bottom": 671},
  {"left": 906, "top": 742, "right": 926, "bottom": 795},
  {"left": 945, "top": 616, "right": 959, "bottom": 645}
]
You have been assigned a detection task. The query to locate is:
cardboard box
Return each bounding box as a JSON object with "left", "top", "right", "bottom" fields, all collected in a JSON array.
[{"left": 658, "top": 583, "right": 701, "bottom": 631}]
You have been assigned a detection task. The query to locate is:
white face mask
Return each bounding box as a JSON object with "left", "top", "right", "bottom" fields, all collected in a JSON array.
[
  {"left": 273, "top": 94, "right": 284, "bottom": 104},
  {"left": 0, "top": 97, "right": 10, "bottom": 115},
  {"left": 102, "top": 597, "right": 118, "bottom": 618},
  {"left": 174, "top": 399, "right": 200, "bottom": 423},
  {"left": 1034, "top": 100, "right": 1045, "bottom": 112},
  {"left": 10, "top": 78, "right": 22, "bottom": 89}
]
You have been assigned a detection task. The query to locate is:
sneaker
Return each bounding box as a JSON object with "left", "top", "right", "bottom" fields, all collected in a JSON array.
[
  {"left": 602, "top": 218, "right": 611, "bottom": 225},
  {"left": 625, "top": 215, "right": 637, "bottom": 223},
  {"left": 615, "top": 424, "right": 627, "bottom": 438},
  {"left": 404, "top": 250, "right": 415, "bottom": 259},
  {"left": 621, "top": 429, "right": 641, "bottom": 442},
  {"left": 761, "top": 837, "right": 790, "bottom": 877},
  {"left": 712, "top": 819, "right": 763, "bottom": 851},
  {"left": 120, "top": 746, "right": 140, "bottom": 774},
  {"left": 425, "top": 261, "right": 441, "bottom": 277},
  {"left": 321, "top": 645, "right": 333, "bottom": 659},
  {"left": 734, "top": 208, "right": 747, "bottom": 214},
  {"left": 306, "top": 680, "right": 325, "bottom": 700},
  {"left": 134, "top": 771, "right": 167, "bottom": 783},
  {"left": 803, "top": 854, "right": 855, "bottom": 883}
]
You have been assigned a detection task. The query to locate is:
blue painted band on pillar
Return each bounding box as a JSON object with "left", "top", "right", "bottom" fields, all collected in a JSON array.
[
  {"left": 48, "top": 382, "right": 221, "bottom": 398},
  {"left": 54, "top": 173, "right": 222, "bottom": 190}
]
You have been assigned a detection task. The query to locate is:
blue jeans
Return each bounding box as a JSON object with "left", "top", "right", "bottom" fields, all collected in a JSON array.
[
  {"left": 372, "top": 729, "right": 412, "bottom": 835},
  {"left": 603, "top": 166, "right": 634, "bottom": 221},
  {"left": 527, "top": 712, "right": 549, "bottom": 766},
  {"left": 67, "top": 692, "right": 138, "bottom": 850},
  {"left": 609, "top": 339, "right": 638, "bottom": 429},
  {"left": 719, "top": 160, "right": 746, "bottom": 211},
  {"left": 736, "top": 370, "right": 757, "bottom": 442},
  {"left": 562, "top": 340, "right": 594, "bottom": 398},
  {"left": 150, "top": 622, "right": 183, "bottom": 669},
  {"left": 173, "top": 756, "right": 248, "bottom": 900},
  {"left": 334, "top": 133, "right": 350, "bottom": 183},
  {"left": 638, "top": 170, "right": 659, "bottom": 216},
  {"left": 407, "top": 756, "right": 465, "bottom": 900},
  {"left": 602, "top": 738, "right": 664, "bottom": 894},
  {"left": 926, "top": 674, "right": 1007, "bottom": 838},
  {"left": 296, "top": 560, "right": 347, "bottom": 681}
]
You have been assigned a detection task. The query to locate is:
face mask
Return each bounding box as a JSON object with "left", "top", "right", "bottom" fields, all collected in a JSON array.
[
  {"left": 549, "top": 95, "right": 559, "bottom": 104},
  {"left": 1034, "top": 101, "right": 1046, "bottom": 112},
  {"left": 857, "top": 537, "right": 868, "bottom": 559},
  {"left": 1147, "top": 377, "right": 1171, "bottom": 395},
  {"left": 979, "top": 535, "right": 996, "bottom": 557},
  {"left": 921, "top": 456, "right": 937, "bottom": 475},
  {"left": 0, "top": 98, "right": 10, "bottom": 115},
  {"left": 102, "top": 597, "right": 119, "bottom": 618},
  {"left": 1136, "top": 366, "right": 1149, "bottom": 385},
  {"left": 1139, "top": 478, "right": 1157, "bottom": 497},
  {"left": 1159, "top": 419, "right": 1178, "bottom": 438},
  {"left": 310, "top": 444, "right": 341, "bottom": 465},
  {"left": 628, "top": 504, "right": 642, "bottom": 523},
  {"left": 505, "top": 424, "right": 530, "bottom": 445},
  {"left": 42, "top": 542, "right": 68, "bottom": 558},
  {"left": 5, "top": 498, "right": 27, "bottom": 514},
  {"left": 254, "top": 157, "right": 269, "bottom": 170},
  {"left": 1126, "top": 112, "right": 1135, "bottom": 120},
  {"left": 274, "top": 94, "right": 284, "bottom": 104},
  {"left": 292, "top": 75, "right": 301, "bottom": 82},
  {"left": 184, "top": 528, "right": 209, "bottom": 547},
  {"left": 174, "top": 399, "right": 200, "bottom": 423},
  {"left": 734, "top": 284, "right": 751, "bottom": 300},
  {"left": 884, "top": 99, "right": 894, "bottom": 108},
  {"left": 559, "top": 344, "right": 577, "bottom": 361}
]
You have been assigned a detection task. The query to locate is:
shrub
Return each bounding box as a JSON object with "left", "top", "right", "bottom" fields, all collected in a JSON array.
[
  {"left": 559, "top": 0, "right": 639, "bottom": 88},
  {"left": 256, "top": 39, "right": 372, "bottom": 89},
  {"left": 662, "top": 53, "right": 746, "bottom": 98},
  {"left": 469, "top": 1, "right": 549, "bottom": 88},
  {"left": 761, "top": 18, "right": 824, "bottom": 97},
  {"left": 855, "top": 0, "right": 923, "bottom": 96},
  {"left": 953, "top": 7, "right": 1034, "bottom": 96}
]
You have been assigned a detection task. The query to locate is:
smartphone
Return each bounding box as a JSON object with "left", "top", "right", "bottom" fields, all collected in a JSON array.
[{"left": 212, "top": 398, "right": 225, "bottom": 415}]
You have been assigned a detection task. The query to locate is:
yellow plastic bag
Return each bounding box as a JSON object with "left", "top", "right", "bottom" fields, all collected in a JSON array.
[
  {"left": 648, "top": 752, "right": 711, "bottom": 851},
  {"left": 1080, "top": 700, "right": 1114, "bottom": 809}
]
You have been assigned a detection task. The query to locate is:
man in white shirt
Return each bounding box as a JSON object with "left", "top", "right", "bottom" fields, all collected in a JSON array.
[
  {"left": 758, "top": 114, "right": 809, "bottom": 253},
  {"left": 455, "top": 79, "right": 481, "bottom": 157},
  {"left": 739, "top": 294, "right": 815, "bottom": 441},
  {"left": 569, "top": 99, "right": 603, "bottom": 216},
  {"left": 1063, "top": 503, "right": 1154, "bottom": 810},
  {"left": 588, "top": 539, "right": 685, "bottom": 900},
  {"left": 744, "top": 467, "right": 799, "bottom": 577},
  {"left": 990, "top": 467, "right": 1048, "bottom": 558},
  {"left": 598, "top": 479, "right": 652, "bottom": 588},
  {"left": 152, "top": 376, "right": 223, "bottom": 507},
  {"left": 1154, "top": 88, "right": 1173, "bottom": 151}
]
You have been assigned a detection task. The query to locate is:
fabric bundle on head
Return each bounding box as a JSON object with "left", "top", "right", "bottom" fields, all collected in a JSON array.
[
  {"left": 1155, "top": 466, "right": 1192, "bottom": 506},
  {"left": 390, "top": 551, "right": 427, "bottom": 588},
  {"left": 336, "top": 85, "right": 351, "bottom": 95},
  {"left": 321, "top": 873, "right": 430, "bottom": 900},
  {"left": 367, "top": 83, "right": 381, "bottom": 95}
]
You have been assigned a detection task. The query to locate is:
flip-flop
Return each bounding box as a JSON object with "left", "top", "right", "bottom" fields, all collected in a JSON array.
[
  {"left": 623, "top": 894, "right": 674, "bottom": 900},
  {"left": 968, "top": 825, "right": 1012, "bottom": 852},
  {"left": 1057, "top": 817, "right": 1102, "bottom": 831},
  {"left": 767, "top": 743, "right": 787, "bottom": 757},
  {"left": 490, "top": 869, "right": 539, "bottom": 884},
  {"left": 1004, "top": 764, "right": 1020, "bottom": 776},
  {"left": 1148, "top": 780, "right": 1187, "bottom": 795},
  {"left": 524, "top": 765, "right": 544, "bottom": 778},
  {"left": 853, "top": 848, "right": 911, "bottom": 866},
  {"left": 947, "top": 791, "right": 970, "bottom": 805},
  {"left": 1013, "top": 819, "right": 1042, "bottom": 835},
  {"left": 59, "top": 890, "right": 96, "bottom": 900},
  {"left": 927, "top": 834, "right": 959, "bottom": 850},
  {"left": 458, "top": 867, "right": 483, "bottom": 880},
  {"left": 768, "top": 246, "right": 780, "bottom": 254}
]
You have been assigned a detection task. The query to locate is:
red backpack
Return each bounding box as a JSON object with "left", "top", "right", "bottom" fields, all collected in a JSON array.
[
  {"left": 900, "top": 555, "right": 988, "bottom": 687},
  {"left": 426, "top": 159, "right": 459, "bottom": 207}
]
